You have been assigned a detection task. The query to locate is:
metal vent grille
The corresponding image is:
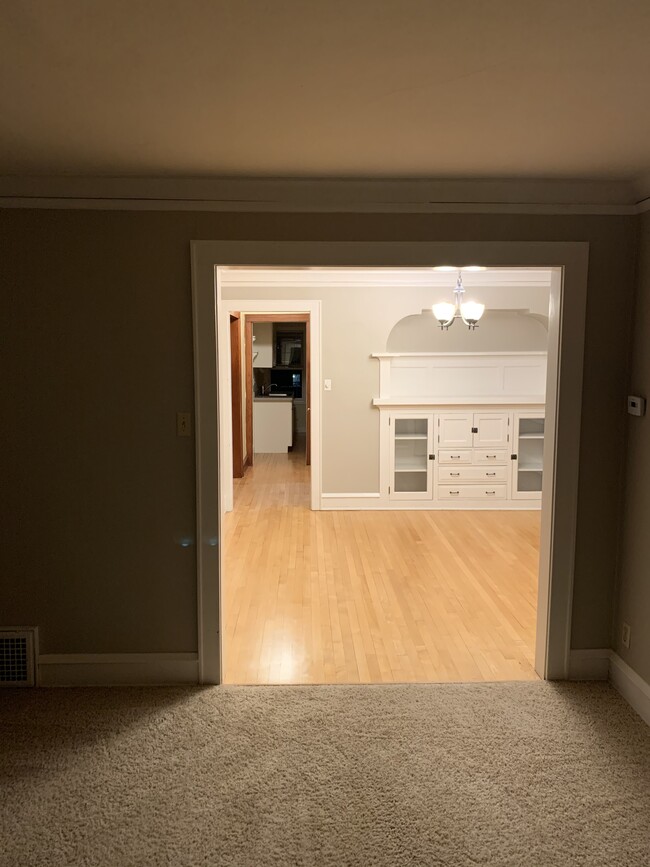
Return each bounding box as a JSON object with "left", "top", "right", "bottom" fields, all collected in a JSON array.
[{"left": 0, "top": 630, "right": 36, "bottom": 686}]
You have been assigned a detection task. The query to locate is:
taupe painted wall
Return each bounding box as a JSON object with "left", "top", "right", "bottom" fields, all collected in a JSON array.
[
  {"left": 0, "top": 208, "right": 637, "bottom": 656},
  {"left": 615, "top": 211, "right": 650, "bottom": 682}
]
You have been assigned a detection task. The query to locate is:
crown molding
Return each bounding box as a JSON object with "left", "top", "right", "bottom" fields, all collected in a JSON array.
[
  {"left": 0, "top": 176, "right": 644, "bottom": 215},
  {"left": 219, "top": 267, "right": 553, "bottom": 289}
]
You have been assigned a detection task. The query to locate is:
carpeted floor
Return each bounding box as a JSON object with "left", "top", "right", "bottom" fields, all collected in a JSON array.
[{"left": 1, "top": 682, "right": 648, "bottom": 867}]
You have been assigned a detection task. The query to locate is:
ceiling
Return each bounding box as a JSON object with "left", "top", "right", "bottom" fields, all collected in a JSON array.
[{"left": 1, "top": 0, "right": 649, "bottom": 192}]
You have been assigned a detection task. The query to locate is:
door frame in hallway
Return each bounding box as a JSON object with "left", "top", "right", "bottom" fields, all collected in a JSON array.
[
  {"left": 191, "top": 241, "right": 589, "bottom": 686},
  {"left": 243, "top": 312, "right": 311, "bottom": 468},
  {"left": 218, "top": 299, "right": 322, "bottom": 514}
]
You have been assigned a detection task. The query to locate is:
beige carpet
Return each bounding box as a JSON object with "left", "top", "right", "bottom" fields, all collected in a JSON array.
[{"left": 1, "top": 682, "right": 648, "bottom": 867}]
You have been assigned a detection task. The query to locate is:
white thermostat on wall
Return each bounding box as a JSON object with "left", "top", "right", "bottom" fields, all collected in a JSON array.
[{"left": 627, "top": 395, "right": 646, "bottom": 417}]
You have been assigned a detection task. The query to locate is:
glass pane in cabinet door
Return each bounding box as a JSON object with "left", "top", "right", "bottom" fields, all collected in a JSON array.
[
  {"left": 518, "top": 470, "right": 543, "bottom": 493},
  {"left": 394, "top": 418, "right": 428, "bottom": 438},
  {"left": 394, "top": 438, "right": 427, "bottom": 472},
  {"left": 395, "top": 470, "right": 427, "bottom": 493},
  {"left": 519, "top": 417, "right": 544, "bottom": 437},
  {"left": 519, "top": 438, "right": 543, "bottom": 471}
]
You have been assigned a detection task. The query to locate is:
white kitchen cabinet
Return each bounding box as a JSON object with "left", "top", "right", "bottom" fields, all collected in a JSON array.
[
  {"left": 512, "top": 411, "right": 545, "bottom": 500},
  {"left": 389, "top": 413, "right": 434, "bottom": 500},
  {"left": 253, "top": 397, "right": 293, "bottom": 453}
]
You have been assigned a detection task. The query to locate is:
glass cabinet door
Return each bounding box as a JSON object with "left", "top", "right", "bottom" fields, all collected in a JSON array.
[
  {"left": 513, "top": 412, "right": 544, "bottom": 499},
  {"left": 390, "top": 415, "right": 433, "bottom": 499}
]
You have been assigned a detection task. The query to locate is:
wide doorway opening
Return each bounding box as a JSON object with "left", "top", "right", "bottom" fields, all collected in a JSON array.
[{"left": 217, "top": 266, "right": 553, "bottom": 684}]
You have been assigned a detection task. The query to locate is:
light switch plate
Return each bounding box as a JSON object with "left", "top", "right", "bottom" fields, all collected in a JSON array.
[
  {"left": 324, "top": 379, "right": 332, "bottom": 391},
  {"left": 627, "top": 395, "right": 646, "bottom": 417}
]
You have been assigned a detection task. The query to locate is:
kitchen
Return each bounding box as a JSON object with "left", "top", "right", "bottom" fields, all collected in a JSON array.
[{"left": 251, "top": 320, "right": 307, "bottom": 457}]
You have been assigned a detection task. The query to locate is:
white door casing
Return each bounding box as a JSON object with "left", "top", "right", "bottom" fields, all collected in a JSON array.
[{"left": 191, "top": 240, "right": 588, "bottom": 685}]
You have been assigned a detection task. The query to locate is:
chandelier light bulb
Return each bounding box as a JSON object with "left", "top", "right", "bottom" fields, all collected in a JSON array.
[
  {"left": 432, "top": 270, "right": 486, "bottom": 331},
  {"left": 432, "top": 301, "right": 456, "bottom": 324},
  {"left": 460, "top": 301, "right": 485, "bottom": 323}
]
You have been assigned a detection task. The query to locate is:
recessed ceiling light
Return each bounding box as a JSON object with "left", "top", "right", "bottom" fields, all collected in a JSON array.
[
  {"left": 462, "top": 265, "right": 487, "bottom": 271},
  {"left": 432, "top": 265, "right": 457, "bottom": 271}
]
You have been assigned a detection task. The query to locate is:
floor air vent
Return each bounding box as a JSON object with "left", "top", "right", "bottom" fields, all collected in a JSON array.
[{"left": 0, "top": 630, "right": 36, "bottom": 686}]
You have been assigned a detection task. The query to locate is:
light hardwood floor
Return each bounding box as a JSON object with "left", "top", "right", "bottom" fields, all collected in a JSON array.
[{"left": 223, "top": 448, "right": 540, "bottom": 684}]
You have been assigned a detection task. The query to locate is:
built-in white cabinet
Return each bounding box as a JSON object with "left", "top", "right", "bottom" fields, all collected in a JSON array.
[
  {"left": 512, "top": 411, "right": 545, "bottom": 500},
  {"left": 437, "top": 413, "right": 474, "bottom": 448},
  {"left": 435, "top": 412, "right": 510, "bottom": 502},
  {"left": 383, "top": 406, "right": 544, "bottom": 508},
  {"left": 389, "top": 413, "right": 434, "bottom": 500},
  {"left": 437, "top": 412, "right": 510, "bottom": 449}
]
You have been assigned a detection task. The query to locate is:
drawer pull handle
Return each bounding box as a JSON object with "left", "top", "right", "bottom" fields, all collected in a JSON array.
[
  {"left": 486, "top": 490, "right": 496, "bottom": 495},
  {"left": 450, "top": 490, "right": 460, "bottom": 495},
  {"left": 486, "top": 472, "right": 496, "bottom": 476},
  {"left": 486, "top": 455, "right": 497, "bottom": 459},
  {"left": 450, "top": 472, "right": 460, "bottom": 476},
  {"left": 451, "top": 455, "right": 461, "bottom": 459}
]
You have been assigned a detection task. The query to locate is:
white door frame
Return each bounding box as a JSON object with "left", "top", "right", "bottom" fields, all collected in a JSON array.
[
  {"left": 217, "top": 298, "right": 322, "bottom": 513},
  {"left": 191, "top": 240, "right": 589, "bottom": 685}
]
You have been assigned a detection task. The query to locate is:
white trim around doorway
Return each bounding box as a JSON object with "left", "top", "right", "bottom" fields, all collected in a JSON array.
[
  {"left": 191, "top": 240, "right": 589, "bottom": 686},
  {"left": 217, "top": 298, "right": 322, "bottom": 513}
]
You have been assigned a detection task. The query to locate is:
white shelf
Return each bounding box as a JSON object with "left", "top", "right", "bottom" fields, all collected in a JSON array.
[
  {"left": 394, "top": 434, "right": 428, "bottom": 440},
  {"left": 395, "top": 464, "right": 428, "bottom": 473},
  {"left": 519, "top": 433, "right": 544, "bottom": 439},
  {"left": 374, "top": 397, "right": 546, "bottom": 407},
  {"left": 518, "top": 465, "right": 543, "bottom": 473}
]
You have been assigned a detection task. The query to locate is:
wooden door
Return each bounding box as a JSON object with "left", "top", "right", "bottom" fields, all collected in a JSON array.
[
  {"left": 230, "top": 314, "right": 244, "bottom": 477},
  {"left": 305, "top": 316, "right": 311, "bottom": 466}
]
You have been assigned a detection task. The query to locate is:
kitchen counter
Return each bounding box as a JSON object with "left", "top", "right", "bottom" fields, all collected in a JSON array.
[
  {"left": 253, "top": 396, "right": 293, "bottom": 402},
  {"left": 253, "top": 397, "right": 294, "bottom": 453}
]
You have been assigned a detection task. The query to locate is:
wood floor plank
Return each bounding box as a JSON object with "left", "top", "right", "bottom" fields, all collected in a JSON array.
[{"left": 223, "top": 449, "right": 540, "bottom": 684}]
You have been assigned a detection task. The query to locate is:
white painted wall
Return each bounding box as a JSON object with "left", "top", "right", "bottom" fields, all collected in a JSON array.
[
  {"left": 252, "top": 322, "right": 273, "bottom": 367},
  {"left": 388, "top": 310, "right": 548, "bottom": 352}
]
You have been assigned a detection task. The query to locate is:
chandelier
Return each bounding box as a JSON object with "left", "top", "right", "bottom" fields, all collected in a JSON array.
[{"left": 432, "top": 268, "right": 485, "bottom": 331}]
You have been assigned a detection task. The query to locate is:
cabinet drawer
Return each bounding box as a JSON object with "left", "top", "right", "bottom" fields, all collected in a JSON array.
[
  {"left": 438, "top": 466, "right": 508, "bottom": 483},
  {"left": 438, "top": 484, "right": 507, "bottom": 500},
  {"left": 438, "top": 449, "right": 472, "bottom": 465},
  {"left": 473, "top": 449, "right": 508, "bottom": 464}
]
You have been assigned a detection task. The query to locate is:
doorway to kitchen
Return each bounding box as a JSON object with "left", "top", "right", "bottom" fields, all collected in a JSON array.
[{"left": 244, "top": 313, "right": 311, "bottom": 471}]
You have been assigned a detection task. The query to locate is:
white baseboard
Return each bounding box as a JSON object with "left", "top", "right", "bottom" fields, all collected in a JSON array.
[
  {"left": 568, "top": 648, "right": 611, "bottom": 680},
  {"left": 321, "top": 493, "right": 382, "bottom": 510},
  {"left": 609, "top": 652, "right": 650, "bottom": 726},
  {"left": 37, "top": 653, "right": 199, "bottom": 686},
  {"left": 568, "top": 649, "right": 649, "bottom": 726},
  {"left": 321, "top": 493, "right": 541, "bottom": 511}
]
